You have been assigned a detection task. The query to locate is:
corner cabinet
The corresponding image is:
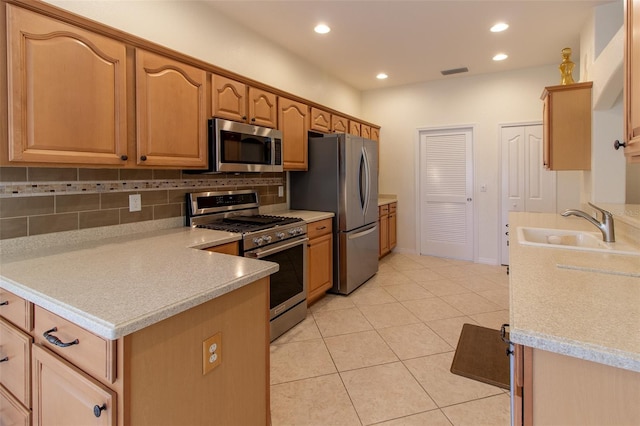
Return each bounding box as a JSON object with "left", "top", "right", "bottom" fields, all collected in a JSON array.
[
  {"left": 6, "top": 5, "right": 128, "bottom": 166},
  {"left": 541, "top": 82, "right": 592, "bottom": 170},
  {"left": 135, "top": 49, "right": 208, "bottom": 168},
  {"left": 624, "top": 0, "right": 640, "bottom": 162},
  {"left": 306, "top": 218, "right": 333, "bottom": 306},
  {"left": 279, "top": 97, "right": 310, "bottom": 171}
]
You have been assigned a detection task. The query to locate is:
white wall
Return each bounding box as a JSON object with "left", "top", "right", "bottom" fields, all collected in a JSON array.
[
  {"left": 44, "top": 0, "right": 362, "bottom": 116},
  {"left": 361, "top": 65, "right": 581, "bottom": 264}
]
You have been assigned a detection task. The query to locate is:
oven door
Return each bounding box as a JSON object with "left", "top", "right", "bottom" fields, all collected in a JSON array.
[{"left": 244, "top": 236, "right": 308, "bottom": 320}]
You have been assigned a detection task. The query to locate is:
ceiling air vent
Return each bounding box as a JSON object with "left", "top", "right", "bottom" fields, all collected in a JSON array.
[{"left": 441, "top": 67, "right": 469, "bottom": 76}]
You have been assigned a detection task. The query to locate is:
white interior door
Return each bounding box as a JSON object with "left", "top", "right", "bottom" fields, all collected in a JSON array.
[
  {"left": 419, "top": 128, "right": 474, "bottom": 260},
  {"left": 500, "top": 124, "right": 556, "bottom": 265}
]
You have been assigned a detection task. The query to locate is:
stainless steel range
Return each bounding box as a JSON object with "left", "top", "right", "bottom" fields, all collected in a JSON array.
[{"left": 186, "top": 190, "right": 307, "bottom": 341}]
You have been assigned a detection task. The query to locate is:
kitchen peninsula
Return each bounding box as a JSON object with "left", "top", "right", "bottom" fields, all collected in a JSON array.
[
  {"left": 508, "top": 209, "right": 640, "bottom": 425},
  {"left": 0, "top": 225, "right": 277, "bottom": 425}
]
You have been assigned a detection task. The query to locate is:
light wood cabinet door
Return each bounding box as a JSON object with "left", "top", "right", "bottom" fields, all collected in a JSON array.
[
  {"left": 32, "top": 344, "right": 116, "bottom": 426},
  {"left": 625, "top": 0, "right": 640, "bottom": 162},
  {"left": 6, "top": 5, "right": 128, "bottom": 166},
  {"left": 389, "top": 203, "right": 397, "bottom": 250},
  {"left": 0, "top": 318, "right": 32, "bottom": 408},
  {"left": 0, "top": 289, "right": 33, "bottom": 332},
  {"left": 248, "top": 87, "right": 278, "bottom": 128},
  {"left": 541, "top": 82, "right": 592, "bottom": 170},
  {"left": 135, "top": 49, "right": 208, "bottom": 168},
  {"left": 349, "top": 121, "right": 361, "bottom": 136},
  {"left": 279, "top": 98, "right": 310, "bottom": 171},
  {"left": 307, "top": 219, "right": 333, "bottom": 306},
  {"left": 310, "top": 108, "right": 331, "bottom": 133},
  {"left": 371, "top": 127, "right": 380, "bottom": 142},
  {"left": 361, "top": 125, "right": 371, "bottom": 139},
  {"left": 0, "top": 384, "right": 31, "bottom": 426},
  {"left": 332, "top": 115, "right": 348, "bottom": 133},
  {"left": 211, "top": 75, "right": 248, "bottom": 122},
  {"left": 379, "top": 206, "right": 389, "bottom": 258}
]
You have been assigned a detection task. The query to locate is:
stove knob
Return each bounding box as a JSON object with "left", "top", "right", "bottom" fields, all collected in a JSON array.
[
  {"left": 289, "top": 228, "right": 297, "bottom": 236},
  {"left": 263, "top": 235, "right": 272, "bottom": 243},
  {"left": 253, "top": 237, "right": 264, "bottom": 246},
  {"left": 276, "top": 232, "right": 285, "bottom": 240},
  {"left": 297, "top": 227, "right": 304, "bottom": 234}
]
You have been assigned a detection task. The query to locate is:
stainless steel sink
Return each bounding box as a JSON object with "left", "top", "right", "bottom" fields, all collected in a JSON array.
[{"left": 517, "top": 227, "right": 640, "bottom": 256}]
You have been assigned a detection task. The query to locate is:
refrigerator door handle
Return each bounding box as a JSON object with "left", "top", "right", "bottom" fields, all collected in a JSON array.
[
  {"left": 359, "top": 146, "right": 371, "bottom": 217},
  {"left": 347, "top": 224, "right": 377, "bottom": 240}
]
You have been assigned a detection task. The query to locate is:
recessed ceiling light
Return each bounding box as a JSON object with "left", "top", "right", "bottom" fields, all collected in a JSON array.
[
  {"left": 314, "top": 24, "right": 330, "bottom": 34},
  {"left": 376, "top": 73, "right": 388, "bottom": 80},
  {"left": 490, "top": 22, "right": 509, "bottom": 33},
  {"left": 493, "top": 53, "right": 508, "bottom": 61}
]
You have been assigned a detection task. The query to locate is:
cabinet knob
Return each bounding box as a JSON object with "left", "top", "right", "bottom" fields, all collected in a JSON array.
[
  {"left": 43, "top": 327, "right": 79, "bottom": 348},
  {"left": 250, "top": 117, "right": 256, "bottom": 122},
  {"left": 242, "top": 116, "right": 247, "bottom": 120},
  {"left": 614, "top": 140, "right": 627, "bottom": 150},
  {"left": 120, "top": 154, "right": 128, "bottom": 161},
  {"left": 0, "top": 356, "right": 8, "bottom": 362},
  {"left": 93, "top": 404, "right": 106, "bottom": 418},
  {"left": 140, "top": 155, "right": 147, "bottom": 161},
  {"left": 0, "top": 300, "right": 7, "bottom": 306}
]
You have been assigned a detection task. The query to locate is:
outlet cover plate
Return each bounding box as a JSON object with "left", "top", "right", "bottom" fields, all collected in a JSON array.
[
  {"left": 129, "top": 194, "right": 141, "bottom": 212},
  {"left": 202, "top": 332, "right": 222, "bottom": 375}
]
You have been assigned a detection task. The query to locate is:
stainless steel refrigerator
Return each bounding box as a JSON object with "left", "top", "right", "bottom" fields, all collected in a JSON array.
[{"left": 290, "top": 133, "right": 379, "bottom": 295}]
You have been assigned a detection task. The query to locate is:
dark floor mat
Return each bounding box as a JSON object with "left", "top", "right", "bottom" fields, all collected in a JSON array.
[{"left": 450, "top": 323, "right": 510, "bottom": 390}]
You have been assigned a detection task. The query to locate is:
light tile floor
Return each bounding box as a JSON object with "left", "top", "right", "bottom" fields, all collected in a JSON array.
[{"left": 270, "top": 252, "right": 512, "bottom": 426}]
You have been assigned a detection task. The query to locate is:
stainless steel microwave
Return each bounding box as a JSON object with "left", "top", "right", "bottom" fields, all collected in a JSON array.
[{"left": 192, "top": 118, "right": 283, "bottom": 173}]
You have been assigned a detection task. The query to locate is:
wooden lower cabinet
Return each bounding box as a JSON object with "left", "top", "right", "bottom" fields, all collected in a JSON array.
[
  {"left": 32, "top": 344, "right": 116, "bottom": 426},
  {"left": 306, "top": 219, "right": 333, "bottom": 306},
  {"left": 378, "top": 202, "right": 397, "bottom": 258},
  {"left": 514, "top": 345, "right": 640, "bottom": 425},
  {"left": 13, "top": 277, "right": 269, "bottom": 425},
  {"left": 204, "top": 241, "right": 239, "bottom": 256}
]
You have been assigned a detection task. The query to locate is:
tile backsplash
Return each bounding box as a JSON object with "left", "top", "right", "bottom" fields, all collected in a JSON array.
[{"left": 0, "top": 167, "right": 286, "bottom": 240}]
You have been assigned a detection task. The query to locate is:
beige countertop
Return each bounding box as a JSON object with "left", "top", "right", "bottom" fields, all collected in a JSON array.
[
  {"left": 509, "top": 211, "right": 640, "bottom": 372},
  {"left": 0, "top": 209, "right": 333, "bottom": 341},
  {"left": 378, "top": 195, "right": 397, "bottom": 207}
]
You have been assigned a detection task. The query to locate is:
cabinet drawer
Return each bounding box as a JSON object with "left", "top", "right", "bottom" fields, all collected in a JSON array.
[
  {"left": 0, "top": 289, "right": 33, "bottom": 332},
  {"left": 379, "top": 205, "right": 389, "bottom": 216},
  {"left": 204, "top": 241, "right": 239, "bottom": 255},
  {"left": 0, "top": 384, "right": 30, "bottom": 426},
  {"left": 307, "top": 218, "right": 332, "bottom": 239},
  {"left": 0, "top": 318, "right": 32, "bottom": 408},
  {"left": 389, "top": 202, "right": 397, "bottom": 213},
  {"left": 32, "top": 344, "right": 116, "bottom": 426},
  {"left": 33, "top": 307, "right": 116, "bottom": 384}
]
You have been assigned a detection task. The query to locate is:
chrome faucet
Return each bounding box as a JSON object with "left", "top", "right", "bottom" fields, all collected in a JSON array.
[{"left": 561, "top": 202, "right": 615, "bottom": 243}]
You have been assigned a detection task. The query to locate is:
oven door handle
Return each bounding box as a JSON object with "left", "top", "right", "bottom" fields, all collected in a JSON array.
[{"left": 245, "top": 236, "right": 309, "bottom": 259}]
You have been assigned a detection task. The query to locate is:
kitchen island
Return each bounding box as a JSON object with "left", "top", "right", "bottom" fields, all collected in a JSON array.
[
  {"left": 508, "top": 209, "right": 640, "bottom": 425},
  {"left": 0, "top": 224, "right": 278, "bottom": 425}
]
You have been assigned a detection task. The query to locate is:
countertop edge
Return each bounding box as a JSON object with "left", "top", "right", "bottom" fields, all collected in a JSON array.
[{"left": 510, "top": 328, "right": 640, "bottom": 373}]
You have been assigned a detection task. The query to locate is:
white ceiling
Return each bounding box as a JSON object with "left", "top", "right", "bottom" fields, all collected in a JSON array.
[{"left": 203, "top": 0, "right": 611, "bottom": 91}]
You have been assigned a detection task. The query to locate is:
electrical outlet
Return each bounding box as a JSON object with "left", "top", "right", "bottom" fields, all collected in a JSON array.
[
  {"left": 278, "top": 186, "right": 284, "bottom": 197},
  {"left": 202, "top": 332, "right": 222, "bottom": 375},
  {"left": 129, "top": 194, "right": 142, "bottom": 212}
]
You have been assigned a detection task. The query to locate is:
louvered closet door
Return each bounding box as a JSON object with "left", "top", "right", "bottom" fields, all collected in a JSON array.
[{"left": 419, "top": 128, "right": 474, "bottom": 260}]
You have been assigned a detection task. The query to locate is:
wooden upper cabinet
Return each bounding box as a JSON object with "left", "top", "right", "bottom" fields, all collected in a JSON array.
[
  {"left": 625, "top": 0, "right": 640, "bottom": 162},
  {"left": 279, "top": 97, "right": 309, "bottom": 171},
  {"left": 332, "top": 115, "right": 348, "bottom": 133},
  {"left": 6, "top": 5, "right": 128, "bottom": 165},
  {"left": 135, "top": 49, "right": 207, "bottom": 168},
  {"left": 541, "top": 82, "right": 592, "bottom": 170},
  {"left": 349, "top": 121, "right": 361, "bottom": 136},
  {"left": 310, "top": 107, "right": 331, "bottom": 133},
  {"left": 371, "top": 127, "right": 380, "bottom": 142},
  {"left": 361, "top": 125, "right": 371, "bottom": 139},
  {"left": 211, "top": 75, "right": 277, "bottom": 128},
  {"left": 211, "top": 75, "right": 247, "bottom": 123}
]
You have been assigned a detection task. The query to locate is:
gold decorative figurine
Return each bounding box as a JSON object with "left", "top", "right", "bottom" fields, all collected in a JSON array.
[{"left": 559, "top": 47, "right": 575, "bottom": 85}]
